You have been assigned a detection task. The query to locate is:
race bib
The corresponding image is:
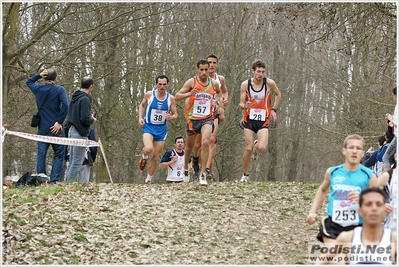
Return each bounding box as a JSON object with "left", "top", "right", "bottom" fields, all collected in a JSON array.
[
  {"left": 249, "top": 108, "right": 266, "bottom": 121},
  {"left": 193, "top": 100, "right": 211, "bottom": 118},
  {"left": 150, "top": 109, "right": 166, "bottom": 124},
  {"left": 332, "top": 200, "right": 359, "bottom": 226}
]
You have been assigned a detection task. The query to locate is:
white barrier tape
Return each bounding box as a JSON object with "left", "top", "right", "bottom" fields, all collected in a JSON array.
[{"left": 4, "top": 130, "right": 99, "bottom": 147}]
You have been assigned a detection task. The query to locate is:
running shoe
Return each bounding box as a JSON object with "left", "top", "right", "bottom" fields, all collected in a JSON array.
[
  {"left": 144, "top": 181, "right": 151, "bottom": 185},
  {"left": 138, "top": 157, "right": 147, "bottom": 170},
  {"left": 240, "top": 175, "right": 249, "bottom": 182},
  {"left": 199, "top": 173, "right": 208, "bottom": 186}
]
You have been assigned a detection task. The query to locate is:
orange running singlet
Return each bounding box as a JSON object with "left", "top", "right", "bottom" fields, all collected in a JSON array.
[
  {"left": 186, "top": 76, "right": 215, "bottom": 122},
  {"left": 242, "top": 77, "right": 271, "bottom": 127}
]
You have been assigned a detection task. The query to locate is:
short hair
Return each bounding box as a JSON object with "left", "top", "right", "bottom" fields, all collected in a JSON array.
[
  {"left": 45, "top": 68, "right": 57, "bottom": 81},
  {"left": 155, "top": 75, "right": 169, "bottom": 84},
  {"left": 174, "top": 135, "right": 184, "bottom": 143},
  {"left": 251, "top": 60, "right": 266, "bottom": 71},
  {"left": 197, "top": 59, "right": 209, "bottom": 68},
  {"left": 359, "top": 187, "right": 386, "bottom": 207},
  {"left": 81, "top": 76, "right": 94, "bottom": 89},
  {"left": 393, "top": 87, "right": 396, "bottom": 95},
  {"left": 3, "top": 176, "right": 12, "bottom": 183},
  {"left": 207, "top": 54, "right": 218, "bottom": 62},
  {"left": 343, "top": 134, "right": 365, "bottom": 149}
]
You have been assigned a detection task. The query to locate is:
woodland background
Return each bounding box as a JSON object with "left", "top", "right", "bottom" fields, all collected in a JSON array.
[{"left": 2, "top": 2, "right": 397, "bottom": 184}]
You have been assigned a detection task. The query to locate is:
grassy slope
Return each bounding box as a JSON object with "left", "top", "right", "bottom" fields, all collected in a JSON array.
[{"left": 2, "top": 181, "right": 326, "bottom": 265}]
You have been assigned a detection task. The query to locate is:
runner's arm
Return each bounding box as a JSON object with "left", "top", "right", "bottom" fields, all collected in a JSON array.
[
  {"left": 138, "top": 91, "right": 150, "bottom": 126},
  {"left": 175, "top": 78, "right": 195, "bottom": 101},
  {"left": 306, "top": 168, "right": 331, "bottom": 224},
  {"left": 239, "top": 80, "right": 249, "bottom": 110},
  {"left": 219, "top": 75, "right": 228, "bottom": 106},
  {"left": 166, "top": 96, "right": 178, "bottom": 121},
  {"left": 267, "top": 78, "right": 281, "bottom": 110}
]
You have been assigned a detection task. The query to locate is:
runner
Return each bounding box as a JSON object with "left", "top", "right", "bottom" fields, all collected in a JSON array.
[
  {"left": 175, "top": 59, "right": 221, "bottom": 186},
  {"left": 306, "top": 134, "right": 378, "bottom": 246},
  {"left": 138, "top": 75, "right": 178, "bottom": 184},
  {"left": 239, "top": 59, "right": 281, "bottom": 182}
]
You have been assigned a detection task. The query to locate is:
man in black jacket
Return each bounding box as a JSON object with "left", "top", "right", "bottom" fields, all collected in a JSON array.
[{"left": 65, "top": 76, "right": 97, "bottom": 182}]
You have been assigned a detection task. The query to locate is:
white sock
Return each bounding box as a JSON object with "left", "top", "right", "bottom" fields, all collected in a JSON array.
[
  {"left": 142, "top": 154, "right": 149, "bottom": 159},
  {"left": 145, "top": 174, "right": 153, "bottom": 182}
]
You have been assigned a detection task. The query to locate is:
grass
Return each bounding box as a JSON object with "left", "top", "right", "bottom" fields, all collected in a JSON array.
[{"left": 2, "top": 180, "right": 325, "bottom": 265}]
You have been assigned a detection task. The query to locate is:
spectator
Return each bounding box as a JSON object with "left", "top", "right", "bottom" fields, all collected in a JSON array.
[
  {"left": 65, "top": 76, "right": 96, "bottom": 182},
  {"left": 377, "top": 128, "right": 395, "bottom": 167},
  {"left": 378, "top": 153, "right": 397, "bottom": 231},
  {"left": 26, "top": 68, "right": 69, "bottom": 183},
  {"left": 363, "top": 135, "right": 385, "bottom": 176},
  {"left": 382, "top": 86, "right": 397, "bottom": 172},
  {"left": 3, "top": 176, "right": 13, "bottom": 187},
  {"left": 65, "top": 128, "right": 97, "bottom": 183}
]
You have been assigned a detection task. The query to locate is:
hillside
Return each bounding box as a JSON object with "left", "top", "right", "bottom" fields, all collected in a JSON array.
[{"left": 2, "top": 181, "right": 325, "bottom": 265}]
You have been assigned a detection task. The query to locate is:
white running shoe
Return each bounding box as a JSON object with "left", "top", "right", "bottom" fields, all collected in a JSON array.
[
  {"left": 183, "top": 174, "right": 190, "bottom": 183},
  {"left": 240, "top": 175, "right": 249, "bottom": 182},
  {"left": 200, "top": 173, "right": 208, "bottom": 186}
]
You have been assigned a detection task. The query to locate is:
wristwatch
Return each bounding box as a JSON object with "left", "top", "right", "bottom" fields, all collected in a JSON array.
[{"left": 271, "top": 108, "right": 278, "bottom": 112}]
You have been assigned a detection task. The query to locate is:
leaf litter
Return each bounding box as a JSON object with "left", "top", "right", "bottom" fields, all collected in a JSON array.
[{"left": 2, "top": 181, "right": 326, "bottom": 265}]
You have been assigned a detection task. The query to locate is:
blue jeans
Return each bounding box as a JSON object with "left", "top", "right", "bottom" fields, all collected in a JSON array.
[
  {"left": 65, "top": 126, "right": 88, "bottom": 182},
  {"left": 37, "top": 129, "right": 66, "bottom": 183}
]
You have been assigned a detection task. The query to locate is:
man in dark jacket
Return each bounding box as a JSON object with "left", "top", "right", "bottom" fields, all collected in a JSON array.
[
  {"left": 65, "top": 76, "right": 96, "bottom": 182},
  {"left": 26, "top": 68, "right": 69, "bottom": 183}
]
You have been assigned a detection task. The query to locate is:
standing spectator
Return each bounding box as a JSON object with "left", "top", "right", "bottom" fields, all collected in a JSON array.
[
  {"left": 175, "top": 59, "right": 221, "bottom": 186},
  {"left": 363, "top": 135, "right": 385, "bottom": 177},
  {"left": 65, "top": 128, "right": 97, "bottom": 183},
  {"left": 378, "top": 153, "right": 397, "bottom": 231},
  {"left": 378, "top": 128, "right": 395, "bottom": 168},
  {"left": 65, "top": 76, "right": 96, "bottom": 182},
  {"left": 26, "top": 68, "right": 69, "bottom": 183},
  {"left": 159, "top": 135, "right": 193, "bottom": 183},
  {"left": 306, "top": 134, "right": 378, "bottom": 247},
  {"left": 239, "top": 59, "right": 281, "bottom": 182},
  {"left": 382, "top": 86, "right": 397, "bottom": 172},
  {"left": 138, "top": 75, "right": 178, "bottom": 184}
]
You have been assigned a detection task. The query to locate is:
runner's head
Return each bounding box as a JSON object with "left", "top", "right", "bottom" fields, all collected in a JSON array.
[
  {"left": 207, "top": 54, "right": 219, "bottom": 74},
  {"left": 342, "top": 134, "right": 365, "bottom": 166},
  {"left": 358, "top": 187, "right": 386, "bottom": 226}
]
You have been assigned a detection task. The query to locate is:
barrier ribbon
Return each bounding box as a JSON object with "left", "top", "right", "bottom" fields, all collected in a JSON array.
[
  {"left": 2, "top": 125, "right": 113, "bottom": 184},
  {"left": 4, "top": 130, "right": 99, "bottom": 147}
]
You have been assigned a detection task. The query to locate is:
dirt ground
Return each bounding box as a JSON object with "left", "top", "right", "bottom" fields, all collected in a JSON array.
[{"left": 2, "top": 181, "right": 326, "bottom": 265}]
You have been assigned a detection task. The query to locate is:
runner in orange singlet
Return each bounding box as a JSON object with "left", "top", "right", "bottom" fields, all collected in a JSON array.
[
  {"left": 239, "top": 59, "right": 281, "bottom": 182},
  {"left": 175, "top": 59, "right": 221, "bottom": 186}
]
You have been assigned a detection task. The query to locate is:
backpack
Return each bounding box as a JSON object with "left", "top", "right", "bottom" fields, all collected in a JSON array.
[{"left": 16, "top": 172, "right": 49, "bottom": 187}]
